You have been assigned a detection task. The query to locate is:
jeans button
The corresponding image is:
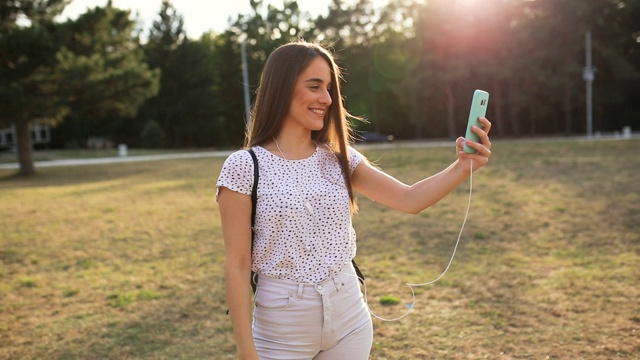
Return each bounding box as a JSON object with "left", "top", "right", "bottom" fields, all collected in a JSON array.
[{"left": 316, "top": 284, "right": 323, "bottom": 290}]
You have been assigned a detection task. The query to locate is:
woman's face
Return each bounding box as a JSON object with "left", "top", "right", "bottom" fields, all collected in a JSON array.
[{"left": 283, "top": 57, "right": 333, "bottom": 132}]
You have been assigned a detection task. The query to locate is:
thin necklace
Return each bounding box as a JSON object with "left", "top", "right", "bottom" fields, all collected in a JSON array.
[
  {"left": 272, "top": 137, "right": 289, "bottom": 160},
  {"left": 273, "top": 137, "right": 315, "bottom": 216}
]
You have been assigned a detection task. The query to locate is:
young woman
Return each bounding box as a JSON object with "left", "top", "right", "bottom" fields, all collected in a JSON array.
[{"left": 217, "top": 41, "right": 492, "bottom": 360}]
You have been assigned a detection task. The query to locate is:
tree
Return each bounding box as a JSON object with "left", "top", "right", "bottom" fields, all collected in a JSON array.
[
  {"left": 311, "top": 0, "right": 417, "bottom": 136},
  {"left": 199, "top": 31, "right": 246, "bottom": 147},
  {"left": 146, "top": 0, "right": 185, "bottom": 59},
  {"left": 220, "top": 0, "right": 309, "bottom": 144},
  {"left": 496, "top": 0, "right": 640, "bottom": 135},
  {"left": 0, "top": 0, "right": 158, "bottom": 175},
  {"left": 54, "top": 2, "right": 159, "bottom": 148},
  {"left": 0, "top": 0, "right": 69, "bottom": 175},
  {"left": 137, "top": 1, "right": 234, "bottom": 148},
  {"left": 136, "top": 0, "right": 187, "bottom": 147},
  {"left": 412, "top": 0, "right": 476, "bottom": 138}
]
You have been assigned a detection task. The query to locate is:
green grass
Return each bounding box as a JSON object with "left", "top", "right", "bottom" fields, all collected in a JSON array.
[{"left": 1, "top": 139, "right": 639, "bottom": 359}]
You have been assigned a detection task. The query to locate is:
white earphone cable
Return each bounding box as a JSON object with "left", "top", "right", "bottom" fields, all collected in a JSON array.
[{"left": 355, "top": 160, "right": 474, "bottom": 322}]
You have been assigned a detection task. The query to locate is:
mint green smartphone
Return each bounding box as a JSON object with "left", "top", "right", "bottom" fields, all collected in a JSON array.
[{"left": 463, "top": 89, "right": 489, "bottom": 154}]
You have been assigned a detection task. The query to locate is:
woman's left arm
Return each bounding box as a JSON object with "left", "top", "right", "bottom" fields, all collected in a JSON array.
[{"left": 352, "top": 117, "right": 492, "bottom": 214}]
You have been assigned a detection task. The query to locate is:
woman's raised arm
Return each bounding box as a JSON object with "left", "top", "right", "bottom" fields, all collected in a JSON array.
[{"left": 352, "top": 118, "right": 492, "bottom": 214}]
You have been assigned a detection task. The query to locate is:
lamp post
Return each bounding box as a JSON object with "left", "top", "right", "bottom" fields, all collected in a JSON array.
[
  {"left": 582, "top": 30, "right": 595, "bottom": 138},
  {"left": 241, "top": 36, "right": 251, "bottom": 126}
]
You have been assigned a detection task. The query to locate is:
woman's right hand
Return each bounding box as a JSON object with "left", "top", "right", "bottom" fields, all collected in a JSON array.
[{"left": 237, "top": 347, "right": 260, "bottom": 360}]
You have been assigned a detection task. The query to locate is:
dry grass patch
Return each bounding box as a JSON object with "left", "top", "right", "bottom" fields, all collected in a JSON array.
[{"left": 1, "top": 139, "right": 638, "bottom": 359}]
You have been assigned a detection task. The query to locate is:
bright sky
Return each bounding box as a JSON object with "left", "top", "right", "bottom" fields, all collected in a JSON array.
[{"left": 59, "top": 0, "right": 385, "bottom": 38}]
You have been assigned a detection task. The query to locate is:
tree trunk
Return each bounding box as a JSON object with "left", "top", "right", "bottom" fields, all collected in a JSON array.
[
  {"left": 508, "top": 82, "right": 521, "bottom": 137},
  {"left": 411, "top": 82, "right": 424, "bottom": 138},
  {"left": 445, "top": 84, "right": 456, "bottom": 139},
  {"left": 371, "top": 91, "right": 380, "bottom": 133},
  {"left": 16, "top": 118, "right": 35, "bottom": 176},
  {"left": 563, "top": 82, "right": 572, "bottom": 135},
  {"left": 552, "top": 107, "right": 560, "bottom": 134},
  {"left": 529, "top": 102, "right": 537, "bottom": 135},
  {"left": 492, "top": 80, "right": 505, "bottom": 137}
]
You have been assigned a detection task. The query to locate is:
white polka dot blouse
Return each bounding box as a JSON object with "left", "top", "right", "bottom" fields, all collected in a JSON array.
[{"left": 217, "top": 143, "right": 364, "bottom": 283}]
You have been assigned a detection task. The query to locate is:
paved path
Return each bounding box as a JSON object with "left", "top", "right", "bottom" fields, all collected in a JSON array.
[
  {"left": 0, "top": 150, "right": 235, "bottom": 170},
  {"left": 0, "top": 141, "right": 456, "bottom": 170},
  {"left": 1, "top": 135, "right": 636, "bottom": 170}
]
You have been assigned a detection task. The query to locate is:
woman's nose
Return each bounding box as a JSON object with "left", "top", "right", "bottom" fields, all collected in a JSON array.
[{"left": 319, "top": 89, "right": 332, "bottom": 105}]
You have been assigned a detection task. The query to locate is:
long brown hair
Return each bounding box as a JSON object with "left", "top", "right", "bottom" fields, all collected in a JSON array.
[{"left": 245, "top": 41, "right": 358, "bottom": 209}]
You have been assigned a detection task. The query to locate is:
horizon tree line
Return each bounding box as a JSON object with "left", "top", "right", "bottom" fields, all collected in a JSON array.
[{"left": 1, "top": 0, "right": 638, "bottom": 175}]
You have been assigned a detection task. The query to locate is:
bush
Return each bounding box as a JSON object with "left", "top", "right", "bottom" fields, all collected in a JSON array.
[{"left": 140, "top": 120, "right": 165, "bottom": 148}]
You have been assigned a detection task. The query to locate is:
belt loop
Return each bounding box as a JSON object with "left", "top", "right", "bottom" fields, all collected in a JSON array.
[
  {"left": 332, "top": 276, "right": 339, "bottom": 292},
  {"left": 297, "top": 283, "right": 304, "bottom": 300}
]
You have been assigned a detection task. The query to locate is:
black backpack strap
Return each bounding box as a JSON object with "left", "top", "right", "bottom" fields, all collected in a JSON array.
[
  {"left": 226, "top": 149, "right": 259, "bottom": 315},
  {"left": 352, "top": 259, "right": 365, "bottom": 285},
  {"left": 247, "top": 149, "right": 259, "bottom": 294}
]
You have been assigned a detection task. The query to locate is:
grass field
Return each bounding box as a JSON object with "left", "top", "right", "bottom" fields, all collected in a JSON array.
[{"left": 1, "top": 139, "right": 638, "bottom": 359}]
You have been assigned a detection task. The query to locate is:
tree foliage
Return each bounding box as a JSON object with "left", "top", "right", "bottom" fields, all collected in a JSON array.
[
  {"left": 2, "top": 0, "right": 639, "bottom": 173},
  {"left": 0, "top": 0, "right": 69, "bottom": 174},
  {"left": 53, "top": 3, "right": 159, "bottom": 146},
  {"left": 0, "top": 0, "right": 159, "bottom": 174}
]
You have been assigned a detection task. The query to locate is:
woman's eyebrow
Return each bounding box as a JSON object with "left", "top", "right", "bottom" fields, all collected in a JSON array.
[{"left": 304, "top": 78, "right": 332, "bottom": 86}]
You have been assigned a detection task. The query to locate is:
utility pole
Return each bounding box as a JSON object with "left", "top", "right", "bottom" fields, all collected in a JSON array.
[
  {"left": 582, "top": 30, "right": 595, "bottom": 138},
  {"left": 241, "top": 38, "right": 251, "bottom": 126}
]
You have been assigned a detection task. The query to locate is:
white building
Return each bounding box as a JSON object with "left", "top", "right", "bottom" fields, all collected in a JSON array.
[{"left": 0, "top": 123, "right": 51, "bottom": 149}]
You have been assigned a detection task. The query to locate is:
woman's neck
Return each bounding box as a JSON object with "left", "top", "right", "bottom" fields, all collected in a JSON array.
[{"left": 268, "top": 130, "right": 316, "bottom": 160}]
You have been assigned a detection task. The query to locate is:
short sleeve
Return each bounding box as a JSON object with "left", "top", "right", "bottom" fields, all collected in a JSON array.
[
  {"left": 216, "top": 150, "right": 255, "bottom": 200},
  {"left": 347, "top": 146, "right": 365, "bottom": 173}
]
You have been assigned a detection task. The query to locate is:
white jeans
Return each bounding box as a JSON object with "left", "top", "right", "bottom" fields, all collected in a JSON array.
[{"left": 252, "top": 262, "right": 373, "bottom": 360}]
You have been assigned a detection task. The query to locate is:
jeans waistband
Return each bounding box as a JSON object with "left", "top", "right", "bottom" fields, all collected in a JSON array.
[{"left": 256, "top": 262, "right": 357, "bottom": 297}]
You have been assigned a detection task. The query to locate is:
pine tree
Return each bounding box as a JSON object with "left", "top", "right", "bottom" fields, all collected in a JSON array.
[
  {"left": 54, "top": 2, "right": 159, "bottom": 148},
  {"left": 0, "top": 0, "right": 68, "bottom": 175}
]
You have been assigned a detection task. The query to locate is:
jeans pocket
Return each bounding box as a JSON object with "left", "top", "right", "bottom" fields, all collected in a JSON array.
[
  {"left": 340, "top": 273, "right": 362, "bottom": 295},
  {"left": 255, "top": 285, "right": 293, "bottom": 310}
]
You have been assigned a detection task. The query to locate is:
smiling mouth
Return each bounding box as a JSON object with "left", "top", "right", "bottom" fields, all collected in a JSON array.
[{"left": 310, "top": 108, "right": 325, "bottom": 116}]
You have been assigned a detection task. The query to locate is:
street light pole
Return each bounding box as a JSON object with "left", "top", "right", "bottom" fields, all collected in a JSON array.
[
  {"left": 582, "top": 30, "right": 595, "bottom": 138},
  {"left": 241, "top": 38, "right": 251, "bottom": 126}
]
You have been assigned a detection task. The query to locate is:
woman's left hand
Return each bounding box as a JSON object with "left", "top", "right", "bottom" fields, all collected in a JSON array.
[{"left": 456, "top": 117, "right": 492, "bottom": 172}]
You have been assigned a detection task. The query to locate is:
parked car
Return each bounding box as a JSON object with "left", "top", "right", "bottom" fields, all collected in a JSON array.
[{"left": 357, "top": 132, "right": 394, "bottom": 143}]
